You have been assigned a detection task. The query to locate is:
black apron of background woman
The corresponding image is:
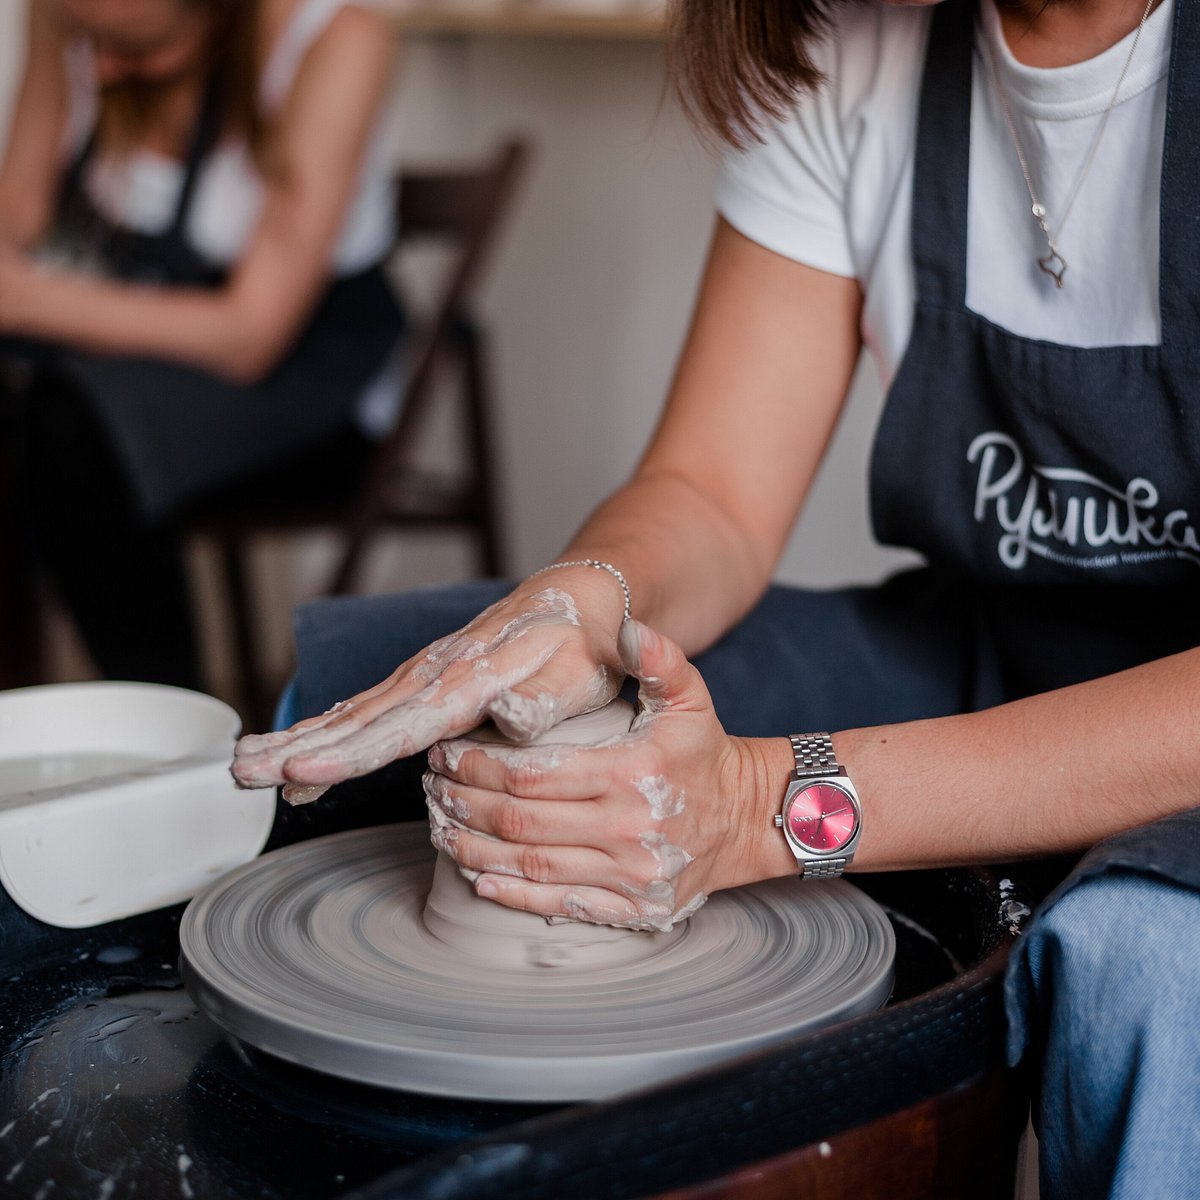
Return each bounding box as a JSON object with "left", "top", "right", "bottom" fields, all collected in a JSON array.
[{"left": 5, "top": 73, "right": 404, "bottom": 689}]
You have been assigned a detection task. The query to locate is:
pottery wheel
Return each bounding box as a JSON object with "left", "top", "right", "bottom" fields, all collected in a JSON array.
[{"left": 180, "top": 822, "right": 895, "bottom": 1102}]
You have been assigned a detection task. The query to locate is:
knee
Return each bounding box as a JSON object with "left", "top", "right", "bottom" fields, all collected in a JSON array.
[{"left": 1021, "top": 872, "right": 1200, "bottom": 1040}]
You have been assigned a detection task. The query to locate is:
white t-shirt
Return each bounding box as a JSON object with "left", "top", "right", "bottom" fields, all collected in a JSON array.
[
  {"left": 715, "top": 0, "right": 1173, "bottom": 393},
  {"left": 64, "top": 0, "right": 395, "bottom": 274}
]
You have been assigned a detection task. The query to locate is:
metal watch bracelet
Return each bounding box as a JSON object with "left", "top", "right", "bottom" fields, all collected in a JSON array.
[{"left": 789, "top": 733, "right": 839, "bottom": 779}]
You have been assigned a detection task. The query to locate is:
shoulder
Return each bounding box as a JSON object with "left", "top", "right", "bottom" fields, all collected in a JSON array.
[
  {"left": 714, "top": 5, "right": 928, "bottom": 277},
  {"left": 257, "top": 0, "right": 391, "bottom": 110},
  {"left": 724, "top": 5, "right": 929, "bottom": 186},
  {"left": 779, "top": 4, "right": 928, "bottom": 150},
  {"left": 260, "top": 0, "right": 390, "bottom": 62},
  {"left": 30, "top": 0, "right": 75, "bottom": 39},
  {"left": 27, "top": 0, "right": 74, "bottom": 59}
]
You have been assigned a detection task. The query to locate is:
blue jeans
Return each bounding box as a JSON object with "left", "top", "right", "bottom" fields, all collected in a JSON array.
[{"left": 1005, "top": 822, "right": 1200, "bottom": 1200}]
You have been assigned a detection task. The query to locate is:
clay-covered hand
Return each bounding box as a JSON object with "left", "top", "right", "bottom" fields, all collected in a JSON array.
[
  {"left": 423, "top": 620, "right": 778, "bottom": 932},
  {"left": 231, "top": 576, "right": 625, "bottom": 803}
]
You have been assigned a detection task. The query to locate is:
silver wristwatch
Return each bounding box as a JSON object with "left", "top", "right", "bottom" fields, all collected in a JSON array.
[{"left": 773, "top": 733, "right": 862, "bottom": 879}]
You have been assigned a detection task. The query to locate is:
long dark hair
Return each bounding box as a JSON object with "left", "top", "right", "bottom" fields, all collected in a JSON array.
[
  {"left": 99, "top": 0, "right": 265, "bottom": 161},
  {"left": 669, "top": 0, "right": 840, "bottom": 147}
]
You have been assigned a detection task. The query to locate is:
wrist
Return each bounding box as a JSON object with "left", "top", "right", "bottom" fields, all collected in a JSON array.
[
  {"left": 528, "top": 559, "right": 631, "bottom": 618},
  {"left": 726, "top": 736, "right": 802, "bottom": 886},
  {"left": 767, "top": 731, "right": 865, "bottom": 880},
  {"left": 522, "top": 561, "right": 629, "bottom": 641}
]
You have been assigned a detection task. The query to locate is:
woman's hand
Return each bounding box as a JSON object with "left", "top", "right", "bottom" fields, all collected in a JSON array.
[
  {"left": 231, "top": 569, "right": 629, "bottom": 803},
  {"left": 422, "top": 619, "right": 787, "bottom": 931}
]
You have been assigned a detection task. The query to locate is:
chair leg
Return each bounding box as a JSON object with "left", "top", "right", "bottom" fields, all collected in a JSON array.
[
  {"left": 329, "top": 527, "right": 371, "bottom": 597},
  {"left": 461, "top": 326, "right": 506, "bottom": 578},
  {"left": 221, "top": 535, "right": 266, "bottom": 731},
  {"left": 0, "top": 425, "right": 44, "bottom": 687}
]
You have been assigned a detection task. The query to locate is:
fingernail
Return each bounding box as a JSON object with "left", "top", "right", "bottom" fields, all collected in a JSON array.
[
  {"left": 618, "top": 619, "right": 642, "bottom": 670},
  {"left": 427, "top": 744, "right": 446, "bottom": 770},
  {"left": 282, "top": 782, "right": 328, "bottom": 807},
  {"left": 477, "top": 879, "right": 498, "bottom": 899}
]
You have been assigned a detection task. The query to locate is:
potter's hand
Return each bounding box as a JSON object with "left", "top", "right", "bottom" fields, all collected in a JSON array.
[
  {"left": 424, "top": 620, "right": 781, "bottom": 932},
  {"left": 231, "top": 572, "right": 626, "bottom": 803}
]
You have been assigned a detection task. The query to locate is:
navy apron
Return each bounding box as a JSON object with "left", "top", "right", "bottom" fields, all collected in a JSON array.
[
  {"left": 38, "top": 71, "right": 404, "bottom": 520},
  {"left": 871, "top": 2, "right": 1200, "bottom": 894}
]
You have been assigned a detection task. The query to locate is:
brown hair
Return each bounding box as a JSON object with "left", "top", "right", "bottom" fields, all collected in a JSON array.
[
  {"left": 668, "top": 0, "right": 841, "bottom": 148},
  {"left": 99, "top": 0, "right": 265, "bottom": 161}
]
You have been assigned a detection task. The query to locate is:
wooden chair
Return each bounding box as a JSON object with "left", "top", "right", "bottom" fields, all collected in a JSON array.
[{"left": 192, "top": 140, "right": 530, "bottom": 727}]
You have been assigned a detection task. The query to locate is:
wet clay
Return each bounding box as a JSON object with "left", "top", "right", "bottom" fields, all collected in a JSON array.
[{"left": 422, "top": 701, "right": 685, "bottom": 968}]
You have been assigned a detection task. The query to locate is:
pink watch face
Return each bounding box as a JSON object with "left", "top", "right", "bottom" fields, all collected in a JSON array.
[{"left": 785, "top": 782, "right": 859, "bottom": 854}]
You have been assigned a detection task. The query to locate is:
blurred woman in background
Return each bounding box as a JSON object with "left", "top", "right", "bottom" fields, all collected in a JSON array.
[{"left": 0, "top": 0, "right": 402, "bottom": 689}]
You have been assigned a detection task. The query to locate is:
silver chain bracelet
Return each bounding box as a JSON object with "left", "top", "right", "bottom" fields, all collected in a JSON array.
[{"left": 528, "top": 559, "right": 632, "bottom": 622}]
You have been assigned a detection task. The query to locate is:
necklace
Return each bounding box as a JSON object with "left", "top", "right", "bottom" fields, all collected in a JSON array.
[{"left": 988, "top": 0, "right": 1156, "bottom": 288}]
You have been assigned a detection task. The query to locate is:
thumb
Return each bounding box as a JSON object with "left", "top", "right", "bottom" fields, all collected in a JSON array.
[{"left": 618, "top": 619, "right": 710, "bottom": 716}]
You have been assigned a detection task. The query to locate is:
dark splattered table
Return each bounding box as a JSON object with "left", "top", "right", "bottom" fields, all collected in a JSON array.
[{"left": 0, "top": 904, "right": 549, "bottom": 1200}]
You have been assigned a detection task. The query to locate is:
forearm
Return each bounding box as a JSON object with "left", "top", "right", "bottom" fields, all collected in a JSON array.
[
  {"left": 544, "top": 223, "right": 862, "bottom": 655},
  {"left": 12, "top": 265, "right": 289, "bottom": 381},
  {"left": 741, "top": 646, "right": 1200, "bottom": 881},
  {"left": 556, "top": 469, "right": 774, "bottom": 656},
  {"left": 0, "top": 193, "right": 50, "bottom": 252}
]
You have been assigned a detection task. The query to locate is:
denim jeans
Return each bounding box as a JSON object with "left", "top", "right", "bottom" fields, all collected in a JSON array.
[{"left": 1005, "top": 815, "right": 1200, "bottom": 1200}]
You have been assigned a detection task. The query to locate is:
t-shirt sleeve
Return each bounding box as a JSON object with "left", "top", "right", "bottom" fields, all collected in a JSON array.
[{"left": 714, "top": 11, "right": 891, "bottom": 280}]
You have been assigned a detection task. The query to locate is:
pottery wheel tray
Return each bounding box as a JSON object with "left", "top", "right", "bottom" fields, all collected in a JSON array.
[{"left": 0, "top": 825, "right": 977, "bottom": 1200}]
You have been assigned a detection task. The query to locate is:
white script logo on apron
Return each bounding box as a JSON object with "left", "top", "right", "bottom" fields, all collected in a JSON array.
[{"left": 967, "top": 432, "right": 1200, "bottom": 571}]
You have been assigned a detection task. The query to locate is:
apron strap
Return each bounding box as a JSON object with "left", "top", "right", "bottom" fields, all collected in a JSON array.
[
  {"left": 56, "top": 69, "right": 227, "bottom": 240},
  {"left": 909, "top": 0, "right": 975, "bottom": 311},
  {"left": 56, "top": 125, "right": 97, "bottom": 215},
  {"left": 1158, "top": 0, "right": 1200, "bottom": 350},
  {"left": 167, "top": 70, "right": 226, "bottom": 240}
]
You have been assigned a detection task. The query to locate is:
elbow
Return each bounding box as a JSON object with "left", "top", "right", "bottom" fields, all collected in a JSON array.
[
  {"left": 217, "top": 351, "right": 274, "bottom": 387},
  {"left": 211, "top": 285, "right": 316, "bottom": 383},
  {"left": 213, "top": 327, "right": 290, "bottom": 386}
]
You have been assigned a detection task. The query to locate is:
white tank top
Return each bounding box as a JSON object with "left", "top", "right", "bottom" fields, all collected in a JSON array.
[{"left": 63, "top": 0, "right": 395, "bottom": 275}]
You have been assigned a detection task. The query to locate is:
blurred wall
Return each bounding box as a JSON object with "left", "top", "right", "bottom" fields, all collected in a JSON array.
[
  {"left": 0, "top": 2, "right": 916, "bottom": 689},
  {"left": 387, "top": 32, "right": 915, "bottom": 590}
]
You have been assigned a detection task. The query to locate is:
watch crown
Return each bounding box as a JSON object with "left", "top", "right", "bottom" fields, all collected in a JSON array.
[{"left": 774, "top": 814, "right": 784, "bottom": 827}]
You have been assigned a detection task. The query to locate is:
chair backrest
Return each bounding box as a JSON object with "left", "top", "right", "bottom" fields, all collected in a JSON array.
[
  {"left": 325, "top": 139, "right": 530, "bottom": 594},
  {"left": 394, "top": 139, "right": 530, "bottom": 392}
]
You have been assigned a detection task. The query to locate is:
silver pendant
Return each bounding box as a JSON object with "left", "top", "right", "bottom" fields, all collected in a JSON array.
[{"left": 1037, "top": 248, "right": 1067, "bottom": 289}]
